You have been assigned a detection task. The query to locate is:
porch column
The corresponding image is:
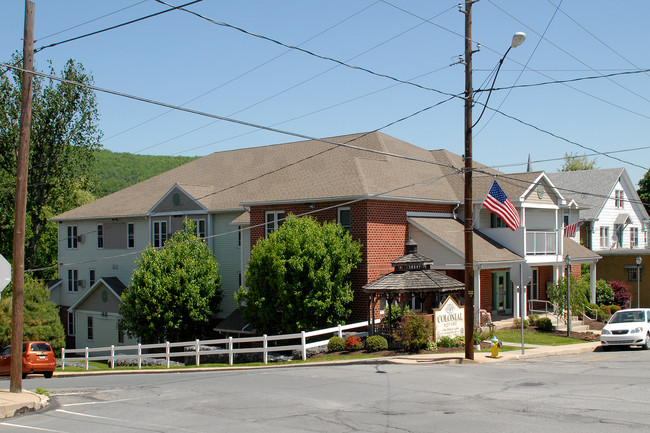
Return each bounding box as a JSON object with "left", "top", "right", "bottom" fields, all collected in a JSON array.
[
  {"left": 590, "top": 262, "right": 597, "bottom": 304},
  {"left": 474, "top": 265, "right": 481, "bottom": 325}
]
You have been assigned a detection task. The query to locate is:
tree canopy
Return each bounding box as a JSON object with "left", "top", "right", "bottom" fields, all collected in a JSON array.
[
  {"left": 119, "top": 220, "right": 222, "bottom": 343},
  {"left": 559, "top": 152, "right": 597, "bottom": 171},
  {"left": 0, "top": 275, "right": 65, "bottom": 353},
  {"left": 236, "top": 215, "right": 362, "bottom": 335},
  {"left": 0, "top": 56, "right": 102, "bottom": 279}
]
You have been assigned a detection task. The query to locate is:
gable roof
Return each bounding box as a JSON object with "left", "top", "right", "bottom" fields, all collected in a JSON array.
[
  {"left": 69, "top": 276, "right": 127, "bottom": 311},
  {"left": 547, "top": 168, "right": 625, "bottom": 220},
  {"left": 53, "top": 132, "right": 548, "bottom": 222}
]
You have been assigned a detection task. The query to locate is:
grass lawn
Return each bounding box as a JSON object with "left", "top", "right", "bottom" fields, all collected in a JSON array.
[{"left": 494, "top": 329, "right": 588, "bottom": 346}]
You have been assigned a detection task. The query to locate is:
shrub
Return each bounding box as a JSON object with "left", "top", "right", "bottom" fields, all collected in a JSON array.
[
  {"left": 610, "top": 304, "right": 621, "bottom": 313},
  {"left": 399, "top": 311, "right": 433, "bottom": 352},
  {"left": 473, "top": 332, "right": 483, "bottom": 345},
  {"left": 609, "top": 280, "right": 633, "bottom": 308},
  {"left": 365, "top": 335, "right": 388, "bottom": 352},
  {"left": 527, "top": 314, "right": 539, "bottom": 326},
  {"left": 596, "top": 279, "right": 614, "bottom": 306},
  {"left": 426, "top": 340, "right": 437, "bottom": 351},
  {"left": 327, "top": 336, "right": 345, "bottom": 352},
  {"left": 344, "top": 334, "right": 363, "bottom": 350},
  {"left": 438, "top": 336, "right": 456, "bottom": 348},
  {"left": 382, "top": 304, "right": 410, "bottom": 328},
  {"left": 585, "top": 303, "right": 599, "bottom": 319},
  {"left": 536, "top": 317, "right": 553, "bottom": 332},
  {"left": 515, "top": 319, "right": 529, "bottom": 328}
]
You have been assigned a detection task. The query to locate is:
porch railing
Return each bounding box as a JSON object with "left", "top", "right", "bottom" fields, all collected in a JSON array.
[{"left": 526, "top": 231, "right": 556, "bottom": 255}]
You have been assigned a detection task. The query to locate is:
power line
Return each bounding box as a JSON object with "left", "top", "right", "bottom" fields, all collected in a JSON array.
[
  {"left": 34, "top": 0, "right": 204, "bottom": 53},
  {"left": 105, "top": 1, "right": 384, "bottom": 147},
  {"left": 36, "top": 1, "right": 149, "bottom": 42}
]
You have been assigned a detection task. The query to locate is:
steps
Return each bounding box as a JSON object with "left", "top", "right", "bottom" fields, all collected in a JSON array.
[{"left": 490, "top": 313, "right": 590, "bottom": 332}]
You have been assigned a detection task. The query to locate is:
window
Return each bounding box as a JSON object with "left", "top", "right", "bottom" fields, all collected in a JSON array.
[
  {"left": 97, "top": 224, "right": 103, "bottom": 248},
  {"left": 127, "top": 223, "right": 135, "bottom": 248},
  {"left": 265, "top": 211, "right": 285, "bottom": 237},
  {"left": 410, "top": 294, "right": 423, "bottom": 312},
  {"left": 563, "top": 213, "right": 569, "bottom": 228},
  {"left": 89, "top": 269, "right": 96, "bottom": 287},
  {"left": 67, "top": 225, "right": 78, "bottom": 249},
  {"left": 87, "top": 316, "right": 93, "bottom": 340},
  {"left": 118, "top": 330, "right": 124, "bottom": 344},
  {"left": 600, "top": 226, "right": 610, "bottom": 248},
  {"left": 527, "top": 268, "right": 539, "bottom": 300},
  {"left": 631, "top": 227, "right": 639, "bottom": 248},
  {"left": 338, "top": 207, "right": 351, "bottom": 233},
  {"left": 191, "top": 219, "right": 206, "bottom": 238},
  {"left": 67, "top": 269, "right": 78, "bottom": 292},
  {"left": 67, "top": 311, "right": 75, "bottom": 336},
  {"left": 615, "top": 190, "right": 624, "bottom": 208},
  {"left": 491, "top": 213, "right": 507, "bottom": 228},
  {"left": 627, "top": 266, "right": 643, "bottom": 283},
  {"left": 238, "top": 226, "right": 242, "bottom": 247},
  {"left": 153, "top": 221, "right": 167, "bottom": 247}
]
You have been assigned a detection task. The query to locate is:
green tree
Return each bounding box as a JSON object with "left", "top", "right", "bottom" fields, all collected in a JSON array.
[
  {"left": 595, "top": 279, "right": 614, "bottom": 306},
  {"left": 0, "top": 275, "right": 65, "bottom": 353},
  {"left": 119, "top": 220, "right": 222, "bottom": 343},
  {"left": 547, "top": 275, "right": 590, "bottom": 323},
  {"left": 638, "top": 169, "right": 650, "bottom": 215},
  {"left": 0, "top": 55, "right": 101, "bottom": 279},
  {"left": 236, "top": 215, "right": 362, "bottom": 335},
  {"left": 559, "top": 152, "right": 597, "bottom": 171}
]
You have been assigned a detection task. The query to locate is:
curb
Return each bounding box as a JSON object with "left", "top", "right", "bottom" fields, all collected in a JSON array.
[{"left": 0, "top": 391, "right": 49, "bottom": 419}]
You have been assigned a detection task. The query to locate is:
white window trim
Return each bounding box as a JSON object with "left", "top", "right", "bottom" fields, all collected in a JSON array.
[
  {"left": 97, "top": 224, "right": 103, "bottom": 249},
  {"left": 67, "top": 225, "right": 78, "bottom": 249},
  {"left": 265, "top": 211, "right": 285, "bottom": 237},
  {"left": 67, "top": 311, "right": 75, "bottom": 336},
  {"left": 127, "top": 222, "right": 135, "bottom": 249},
  {"left": 67, "top": 269, "right": 79, "bottom": 292},
  {"left": 338, "top": 207, "right": 351, "bottom": 232}
]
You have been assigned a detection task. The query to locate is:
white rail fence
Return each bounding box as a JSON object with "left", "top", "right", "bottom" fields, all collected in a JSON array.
[{"left": 61, "top": 319, "right": 380, "bottom": 371}]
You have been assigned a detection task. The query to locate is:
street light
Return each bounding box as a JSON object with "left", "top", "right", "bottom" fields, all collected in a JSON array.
[
  {"left": 565, "top": 254, "right": 571, "bottom": 337},
  {"left": 463, "top": 0, "right": 526, "bottom": 361},
  {"left": 636, "top": 256, "right": 642, "bottom": 308}
]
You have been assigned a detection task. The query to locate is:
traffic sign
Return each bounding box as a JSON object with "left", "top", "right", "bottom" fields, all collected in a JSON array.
[{"left": 0, "top": 254, "right": 11, "bottom": 293}]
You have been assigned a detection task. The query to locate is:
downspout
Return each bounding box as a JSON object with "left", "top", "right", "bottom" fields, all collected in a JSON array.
[{"left": 452, "top": 203, "right": 460, "bottom": 220}]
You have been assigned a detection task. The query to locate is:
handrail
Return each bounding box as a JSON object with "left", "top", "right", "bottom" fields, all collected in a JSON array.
[{"left": 61, "top": 318, "right": 381, "bottom": 371}]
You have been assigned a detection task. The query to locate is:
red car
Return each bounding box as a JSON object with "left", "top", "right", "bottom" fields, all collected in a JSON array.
[{"left": 0, "top": 341, "right": 56, "bottom": 379}]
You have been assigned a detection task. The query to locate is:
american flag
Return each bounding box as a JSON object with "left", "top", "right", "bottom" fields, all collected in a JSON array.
[
  {"left": 484, "top": 180, "right": 521, "bottom": 231},
  {"left": 564, "top": 220, "right": 584, "bottom": 237}
]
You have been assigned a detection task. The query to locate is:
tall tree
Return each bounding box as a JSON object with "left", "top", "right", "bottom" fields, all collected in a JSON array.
[
  {"left": 638, "top": 169, "right": 650, "bottom": 215},
  {"left": 0, "top": 55, "right": 101, "bottom": 278},
  {"left": 559, "top": 152, "right": 597, "bottom": 171},
  {"left": 119, "top": 220, "right": 223, "bottom": 343},
  {"left": 0, "top": 275, "right": 65, "bottom": 353},
  {"left": 236, "top": 215, "right": 362, "bottom": 335}
]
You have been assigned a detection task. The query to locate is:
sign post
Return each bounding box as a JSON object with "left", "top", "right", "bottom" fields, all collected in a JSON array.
[{"left": 510, "top": 262, "right": 532, "bottom": 354}]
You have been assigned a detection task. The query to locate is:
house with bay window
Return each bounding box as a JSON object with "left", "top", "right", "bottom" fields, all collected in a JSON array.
[{"left": 52, "top": 132, "right": 599, "bottom": 348}]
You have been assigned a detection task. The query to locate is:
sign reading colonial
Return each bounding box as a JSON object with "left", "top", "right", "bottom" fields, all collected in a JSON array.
[{"left": 433, "top": 296, "right": 464, "bottom": 341}]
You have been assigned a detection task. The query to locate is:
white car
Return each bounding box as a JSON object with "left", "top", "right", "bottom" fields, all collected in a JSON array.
[{"left": 600, "top": 308, "right": 650, "bottom": 351}]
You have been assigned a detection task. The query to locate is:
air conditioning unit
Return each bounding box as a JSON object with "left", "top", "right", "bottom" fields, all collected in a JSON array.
[
  {"left": 76, "top": 234, "right": 85, "bottom": 244},
  {"left": 77, "top": 279, "right": 86, "bottom": 289}
]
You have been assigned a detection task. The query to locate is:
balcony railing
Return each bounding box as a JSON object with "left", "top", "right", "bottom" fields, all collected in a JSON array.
[{"left": 526, "top": 231, "right": 556, "bottom": 255}]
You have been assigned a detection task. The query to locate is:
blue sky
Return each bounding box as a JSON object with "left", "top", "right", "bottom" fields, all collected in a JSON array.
[{"left": 2, "top": 1, "right": 649, "bottom": 187}]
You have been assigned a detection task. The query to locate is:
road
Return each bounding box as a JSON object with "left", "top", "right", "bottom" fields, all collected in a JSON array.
[{"left": 1, "top": 348, "right": 650, "bottom": 432}]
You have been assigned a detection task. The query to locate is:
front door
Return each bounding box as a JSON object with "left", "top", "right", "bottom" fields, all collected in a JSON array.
[{"left": 492, "top": 271, "right": 512, "bottom": 316}]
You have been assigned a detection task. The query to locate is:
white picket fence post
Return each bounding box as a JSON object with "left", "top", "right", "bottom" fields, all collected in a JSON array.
[
  {"left": 228, "top": 337, "right": 233, "bottom": 366},
  {"left": 61, "top": 348, "right": 66, "bottom": 370},
  {"left": 166, "top": 341, "right": 170, "bottom": 369},
  {"left": 195, "top": 339, "right": 200, "bottom": 366},
  {"left": 301, "top": 331, "right": 306, "bottom": 361},
  {"left": 262, "top": 335, "right": 268, "bottom": 365},
  {"left": 84, "top": 347, "right": 89, "bottom": 371},
  {"left": 137, "top": 343, "right": 142, "bottom": 369},
  {"left": 110, "top": 345, "right": 115, "bottom": 369},
  {"left": 337, "top": 324, "right": 342, "bottom": 338}
]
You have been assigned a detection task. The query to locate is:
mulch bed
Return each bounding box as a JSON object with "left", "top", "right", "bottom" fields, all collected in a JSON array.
[{"left": 311, "top": 327, "right": 600, "bottom": 359}]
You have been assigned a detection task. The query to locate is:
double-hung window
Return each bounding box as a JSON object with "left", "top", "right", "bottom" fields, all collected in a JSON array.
[
  {"left": 631, "top": 227, "right": 639, "bottom": 248},
  {"left": 153, "top": 221, "right": 168, "bottom": 247},
  {"left": 338, "top": 207, "right": 351, "bottom": 233},
  {"left": 265, "top": 211, "right": 285, "bottom": 237},
  {"left": 615, "top": 190, "right": 625, "bottom": 208},
  {"left": 67, "top": 226, "right": 78, "bottom": 249},
  {"left": 97, "top": 224, "right": 104, "bottom": 248},
  {"left": 191, "top": 218, "right": 206, "bottom": 239},
  {"left": 600, "top": 226, "right": 610, "bottom": 248},
  {"left": 67, "top": 269, "right": 79, "bottom": 292},
  {"left": 89, "top": 269, "right": 96, "bottom": 287},
  {"left": 67, "top": 312, "right": 75, "bottom": 336},
  {"left": 127, "top": 223, "right": 135, "bottom": 248},
  {"left": 87, "top": 316, "right": 93, "bottom": 340}
]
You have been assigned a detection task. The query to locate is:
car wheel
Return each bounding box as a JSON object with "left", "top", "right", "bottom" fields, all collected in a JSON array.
[
  {"left": 44, "top": 371, "right": 53, "bottom": 378},
  {"left": 644, "top": 334, "right": 650, "bottom": 350},
  {"left": 22, "top": 372, "right": 27, "bottom": 379},
  {"left": 601, "top": 345, "right": 611, "bottom": 352}
]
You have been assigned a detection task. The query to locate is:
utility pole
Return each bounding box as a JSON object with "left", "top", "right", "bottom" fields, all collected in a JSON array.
[
  {"left": 463, "top": 0, "right": 475, "bottom": 361},
  {"left": 10, "top": 0, "right": 35, "bottom": 393}
]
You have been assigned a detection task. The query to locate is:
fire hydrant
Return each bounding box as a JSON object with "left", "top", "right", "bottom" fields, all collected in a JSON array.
[{"left": 490, "top": 336, "right": 502, "bottom": 358}]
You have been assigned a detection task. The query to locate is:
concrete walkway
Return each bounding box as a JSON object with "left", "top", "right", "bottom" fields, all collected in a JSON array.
[{"left": 0, "top": 341, "right": 601, "bottom": 419}]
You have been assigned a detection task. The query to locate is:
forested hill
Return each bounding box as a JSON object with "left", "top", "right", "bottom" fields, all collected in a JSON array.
[{"left": 92, "top": 149, "right": 197, "bottom": 197}]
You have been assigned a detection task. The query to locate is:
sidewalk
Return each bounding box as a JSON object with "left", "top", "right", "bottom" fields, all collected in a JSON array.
[{"left": 0, "top": 341, "right": 600, "bottom": 419}]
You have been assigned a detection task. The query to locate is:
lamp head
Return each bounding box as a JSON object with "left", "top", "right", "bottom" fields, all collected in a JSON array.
[
  {"left": 565, "top": 254, "right": 571, "bottom": 265},
  {"left": 637, "top": 256, "right": 642, "bottom": 266},
  {"left": 511, "top": 32, "right": 526, "bottom": 48}
]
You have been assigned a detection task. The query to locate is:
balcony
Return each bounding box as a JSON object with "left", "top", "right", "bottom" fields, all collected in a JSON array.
[{"left": 526, "top": 231, "right": 556, "bottom": 255}]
